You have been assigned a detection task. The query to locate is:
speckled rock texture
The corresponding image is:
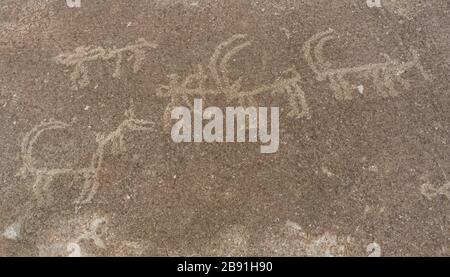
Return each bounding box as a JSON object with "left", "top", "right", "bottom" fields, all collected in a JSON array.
[{"left": 0, "top": 0, "right": 449, "bottom": 256}]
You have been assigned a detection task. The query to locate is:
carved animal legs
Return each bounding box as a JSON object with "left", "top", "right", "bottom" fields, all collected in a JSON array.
[
  {"left": 71, "top": 63, "right": 90, "bottom": 90},
  {"left": 32, "top": 174, "right": 55, "bottom": 205},
  {"left": 286, "top": 83, "right": 310, "bottom": 119},
  {"left": 383, "top": 74, "right": 401, "bottom": 97},
  {"left": 328, "top": 75, "right": 353, "bottom": 101},
  {"left": 75, "top": 173, "right": 99, "bottom": 208}
]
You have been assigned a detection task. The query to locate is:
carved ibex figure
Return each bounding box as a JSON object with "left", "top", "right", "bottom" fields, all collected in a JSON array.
[
  {"left": 54, "top": 38, "right": 158, "bottom": 90},
  {"left": 420, "top": 182, "right": 450, "bottom": 200},
  {"left": 18, "top": 109, "right": 154, "bottom": 207},
  {"left": 303, "top": 29, "right": 431, "bottom": 100},
  {"left": 157, "top": 34, "right": 310, "bottom": 128}
]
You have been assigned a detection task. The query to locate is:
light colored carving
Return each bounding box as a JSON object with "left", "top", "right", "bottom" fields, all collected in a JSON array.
[
  {"left": 367, "top": 242, "right": 382, "bottom": 257},
  {"left": 283, "top": 220, "right": 350, "bottom": 257},
  {"left": 2, "top": 223, "right": 21, "bottom": 241},
  {"left": 157, "top": 34, "right": 310, "bottom": 129},
  {"left": 303, "top": 29, "right": 431, "bottom": 100},
  {"left": 54, "top": 39, "right": 158, "bottom": 90},
  {"left": 18, "top": 108, "right": 154, "bottom": 208},
  {"left": 38, "top": 216, "right": 107, "bottom": 257},
  {"left": 420, "top": 182, "right": 450, "bottom": 200}
]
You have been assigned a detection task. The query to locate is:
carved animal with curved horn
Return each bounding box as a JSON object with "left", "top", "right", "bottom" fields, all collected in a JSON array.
[
  {"left": 157, "top": 34, "right": 310, "bottom": 128},
  {"left": 303, "top": 29, "right": 431, "bottom": 100},
  {"left": 18, "top": 108, "right": 154, "bottom": 208}
]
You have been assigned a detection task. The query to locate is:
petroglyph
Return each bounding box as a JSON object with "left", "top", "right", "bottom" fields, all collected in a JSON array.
[
  {"left": 2, "top": 223, "right": 21, "bottom": 241},
  {"left": 37, "top": 214, "right": 146, "bottom": 256},
  {"left": 283, "top": 221, "right": 349, "bottom": 256},
  {"left": 285, "top": 220, "right": 303, "bottom": 231},
  {"left": 76, "top": 217, "right": 108, "bottom": 249},
  {"left": 306, "top": 233, "right": 347, "bottom": 257},
  {"left": 303, "top": 29, "right": 431, "bottom": 100},
  {"left": 157, "top": 34, "right": 310, "bottom": 128},
  {"left": 17, "top": 108, "right": 154, "bottom": 207},
  {"left": 384, "top": 0, "right": 430, "bottom": 20},
  {"left": 367, "top": 242, "right": 382, "bottom": 257},
  {"left": 261, "top": 220, "right": 352, "bottom": 256},
  {"left": 419, "top": 182, "right": 450, "bottom": 200},
  {"left": 0, "top": 1, "right": 56, "bottom": 47},
  {"left": 38, "top": 216, "right": 107, "bottom": 257},
  {"left": 54, "top": 39, "right": 158, "bottom": 90}
]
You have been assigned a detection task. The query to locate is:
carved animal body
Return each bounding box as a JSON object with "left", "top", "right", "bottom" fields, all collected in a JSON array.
[
  {"left": 303, "top": 29, "right": 431, "bottom": 100},
  {"left": 420, "top": 182, "right": 450, "bottom": 200},
  {"left": 157, "top": 34, "right": 310, "bottom": 128},
  {"left": 54, "top": 38, "right": 158, "bottom": 90},
  {"left": 18, "top": 109, "right": 154, "bottom": 207}
]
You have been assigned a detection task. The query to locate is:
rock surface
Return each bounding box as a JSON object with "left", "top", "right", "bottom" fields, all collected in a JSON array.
[{"left": 0, "top": 0, "right": 449, "bottom": 256}]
